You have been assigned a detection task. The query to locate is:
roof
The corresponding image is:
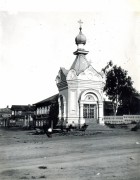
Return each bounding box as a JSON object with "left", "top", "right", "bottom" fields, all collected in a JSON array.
[
  {"left": 34, "top": 94, "right": 59, "bottom": 106},
  {"left": 0, "top": 108, "right": 11, "bottom": 114},
  {"left": 11, "top": 105, "right": 36, "bottom": 111},
  {"left": 70, "top": 54, "right": 90, "bottom": 75},
  {"left": 60, "top": 67, "right": 69, "bottom": 76}
]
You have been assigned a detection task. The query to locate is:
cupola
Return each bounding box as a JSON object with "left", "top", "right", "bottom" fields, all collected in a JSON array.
[
  {"left": 75, "top": 26, "right": 86, "bottom": 45},
  {"left": 73, "top": 20, "right": 88, "bottom": 55}
]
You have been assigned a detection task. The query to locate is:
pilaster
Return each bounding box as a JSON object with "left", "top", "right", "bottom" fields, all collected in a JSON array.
[
  {"left": 79, "top": 102, "right": 85, "bottom": 126},
  {"left": 98, "top": 102, "right": 104, "bottom": 125}
]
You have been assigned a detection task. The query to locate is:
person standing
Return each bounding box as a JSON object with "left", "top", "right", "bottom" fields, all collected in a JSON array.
[{"left": 47, "top": 127, "right": 52, "bottom": 138}]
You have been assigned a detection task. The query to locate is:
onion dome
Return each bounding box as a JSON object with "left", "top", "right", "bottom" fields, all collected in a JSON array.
[{"left": 75, "top": 27, "right": 86, "bottom": 45}]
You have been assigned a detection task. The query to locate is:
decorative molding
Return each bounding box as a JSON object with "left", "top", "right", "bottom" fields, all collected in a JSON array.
[
  {"left": 84, "top": 94, "right": 95, "bottom": 101},
  {"left": 67, "top": 69, "right": 77, "bottom": 80}
]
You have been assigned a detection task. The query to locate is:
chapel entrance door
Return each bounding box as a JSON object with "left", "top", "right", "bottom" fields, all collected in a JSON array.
[{"left": 83, "top": 104, "right": 97, "bottom": 127}]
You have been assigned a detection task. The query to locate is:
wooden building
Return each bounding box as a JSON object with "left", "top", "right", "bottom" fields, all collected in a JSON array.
[
  {"left": 0, "top": 107, "right": 12, "bottom": 127},
  {"left": 33, "top": 94, "right": 59, "bottom": 128},
  {"left": 11, "top": 105, "right": 36, "bottom": 128}
]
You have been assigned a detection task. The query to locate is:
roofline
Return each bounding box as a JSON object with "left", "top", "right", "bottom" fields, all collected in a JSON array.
[{"left": 33, "top": 94, "right": 59, "bottom": 105}]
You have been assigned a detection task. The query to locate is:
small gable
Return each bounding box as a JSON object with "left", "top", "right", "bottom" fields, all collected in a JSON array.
[
  {"left": 56, "top": 67, "right": 68, "bottom": 84},
  {"left": 77, "top": 65, "right": 103, "bottom": 81}
]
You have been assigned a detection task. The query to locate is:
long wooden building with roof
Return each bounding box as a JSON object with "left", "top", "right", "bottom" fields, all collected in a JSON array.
[{"left": 33, "top": 94, "right": 59, "bottom": 128}]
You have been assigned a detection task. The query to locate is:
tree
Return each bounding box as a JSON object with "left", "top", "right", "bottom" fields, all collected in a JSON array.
[{"left": 103, "top": 61, "right": 135, "bottom": 115}]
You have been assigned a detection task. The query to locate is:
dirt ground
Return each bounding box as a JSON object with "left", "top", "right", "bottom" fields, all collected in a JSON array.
[{"left": 0, "top": 127, "right": 140, "bottom": 180}]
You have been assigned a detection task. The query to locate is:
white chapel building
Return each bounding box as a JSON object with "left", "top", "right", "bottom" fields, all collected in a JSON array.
[{"left": 56, "top": 22, "right": 105, "bottom": 127}]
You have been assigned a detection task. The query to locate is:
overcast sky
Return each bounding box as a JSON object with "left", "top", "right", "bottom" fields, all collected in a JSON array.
[{"left": 0, "top": 0, "right": 140, "bottom": 108}]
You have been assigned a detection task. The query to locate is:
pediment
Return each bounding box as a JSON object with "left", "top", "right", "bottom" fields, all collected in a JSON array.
[
  {"left": 67, "top": 66, "right": 103, "bottom": 82},
  {"left": 78, "top": 66, "right": 103, "bottom": 81}
]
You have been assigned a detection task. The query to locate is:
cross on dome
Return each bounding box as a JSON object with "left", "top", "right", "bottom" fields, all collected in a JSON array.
[{"left": 78, "top": 19, "right": 83, "bottom": 31}]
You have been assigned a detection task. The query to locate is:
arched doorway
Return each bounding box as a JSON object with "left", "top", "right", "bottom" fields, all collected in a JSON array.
[
  {"left": 82, "top": 93, "right": 98, "bottom": 126},
  {"left": 79, "top": 89, "right": 103, "bottom": 126}
]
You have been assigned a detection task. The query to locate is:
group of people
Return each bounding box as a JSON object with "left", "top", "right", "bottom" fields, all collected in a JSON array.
[
  {"left": 43, "top": 120, "right": 88, "bottom": 137},
  {"left": 65, "top": 121, "right": 76, "bottom": 132}
]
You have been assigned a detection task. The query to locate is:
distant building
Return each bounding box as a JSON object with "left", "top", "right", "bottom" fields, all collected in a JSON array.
[
  {"left": 0, "top": 106, "right": 12, "bottom": 127},
  {"left": 33, "top": 94, "right": 58, "bottom": 128},
  {"left": 11, "top": 105, "right": 36, "bottom": 128},
  {"left": 117, "top": 95, "right": 140, "bottom": 115}
]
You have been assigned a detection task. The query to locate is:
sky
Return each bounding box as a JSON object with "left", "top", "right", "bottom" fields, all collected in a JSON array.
[{"left": 0, "top": 0, "right": 140, "bottom": 108}]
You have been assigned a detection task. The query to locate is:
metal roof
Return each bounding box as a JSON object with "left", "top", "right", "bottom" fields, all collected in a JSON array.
[
  {"left": 33, "top": 94, "right": 59, "bottom": 106},
  {"left": 11, "top": 105, "right": 36, "bottom": 111},
  {"left": 70, "top": 54, "right": 90, "bottom": 75}
]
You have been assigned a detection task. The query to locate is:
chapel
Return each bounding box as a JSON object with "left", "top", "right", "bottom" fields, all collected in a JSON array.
[{"left": 56, "top": 21, "right": 105, "bottom": 127}]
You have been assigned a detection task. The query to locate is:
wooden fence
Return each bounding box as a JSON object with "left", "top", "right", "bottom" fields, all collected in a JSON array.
[{"left": 104, "top": 115, "right": 140, "bottom": 124}]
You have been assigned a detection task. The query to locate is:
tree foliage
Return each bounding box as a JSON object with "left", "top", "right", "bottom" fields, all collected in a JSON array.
[{"left": 103, "top": 61, "right": 136, "bottom": 115}]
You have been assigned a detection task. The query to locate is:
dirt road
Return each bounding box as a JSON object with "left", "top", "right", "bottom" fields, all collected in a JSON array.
[{"left": 0, "top": 127, "right": 140, "bottom": 180}]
